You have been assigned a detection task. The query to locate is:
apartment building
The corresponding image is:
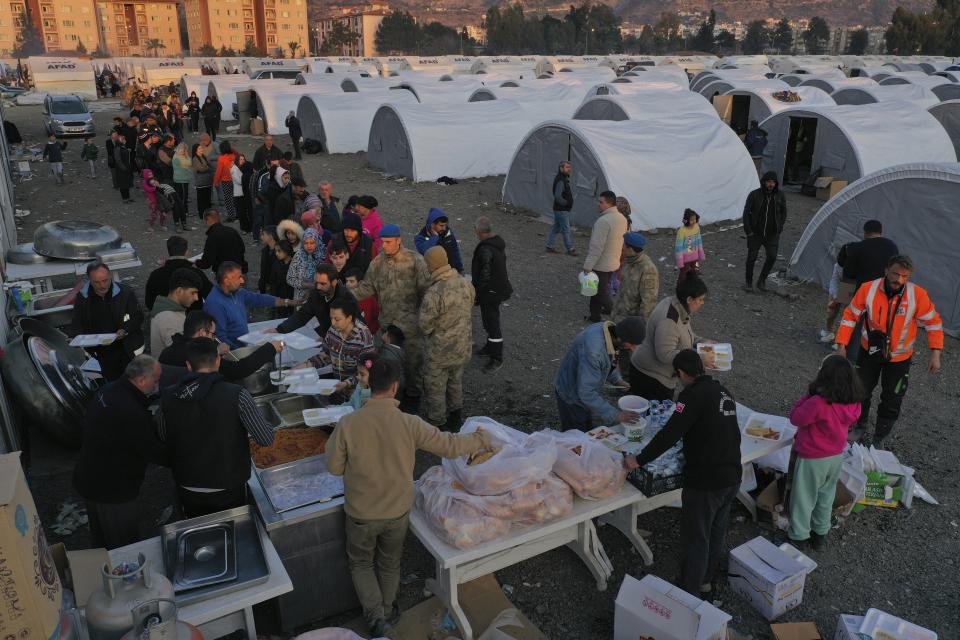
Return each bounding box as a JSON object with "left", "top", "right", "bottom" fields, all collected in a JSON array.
[
  {"left": 95, "top": 0, "right": 182, "bottom": 57},
  {"left": 0, "top": 0, "right": 100, "bottom": 56},
  {"left": 183, "top": 0, "right": 308, "bottom": 56},
  {"left": 315, "top": 10, "right": 386, "bottom": 57}
]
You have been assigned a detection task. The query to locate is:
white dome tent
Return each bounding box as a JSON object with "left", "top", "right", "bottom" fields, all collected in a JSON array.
[
  {"left": 779, "top": 67, "right": 846, "bottom": 86},
  {"left": 501, "top": 114, "right": 758, "bottom": 231},
  {"left": 574, "top": 90, "right": 718, "bottom": 121},
  {"left": 584, "top": 81, "right": 689, "bottom": 96},
  {"left": 27, "top": 57, "right": 95, "bottom": 99},
  {"left": 254, "top": 85, "right": 341, "bottom": 134},
  {"left": 878, "top": 73, "right": 960, "bottom": 101},
  {"left": 366, "top": 100, "right": 537, "bottom": 181},
  {"left": 724, "top": 85, "right": 835, "bottom": 124},
  {"left": 690, "top": 68, "right": 769, "bottom": 93},
  {"left": 787, "top": 162, "right": 960, "bottom": 336},
  {"left": 468, "top": 82, "right": 588, "bottom": 119},
  {"left": 758, "top": 102, "right": 957, "bottom": 186},
  {"left": 798, "top": 76, "right": 878, "bottom": 95},
  {"left": 927, "top": 100, "right": 960, "bottom": 158},
  {"left": 618, "top": 64, "right": 690, "bottom": 87},
  {"left": 340, "top": 76, "right": 388, "bottom": 92},
  {"left": 699, "top": 78, "right": 789, "bottom": 100},
  {"left": 140, "top": 58, "right": 201, "bottom": 86},
  {"left": 389, "top": 79, "right": 486, "bottom": 103},
  {"left": 831, "top": 83, "right": 939, "bottom": 107},
  {"left": 296, "top": 91, "right": 418, "bottom": 154}
]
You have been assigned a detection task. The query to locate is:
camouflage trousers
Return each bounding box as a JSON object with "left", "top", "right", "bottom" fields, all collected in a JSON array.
[
  {"left": 400, "top": 329, "right": 422, "bottom": 397},
  {"left": 422, "top": 362, "right": 465, "bottom": 426}
]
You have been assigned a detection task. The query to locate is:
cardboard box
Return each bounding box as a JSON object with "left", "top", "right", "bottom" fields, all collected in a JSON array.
[
  {"left": 833, "top": 614, "right": 866, "bottom": 640},
  {"left": 814, "top": 177, "right": 848, "bottom": 201},
  {"left": 772, "top": 622, "right": 822, "bottom": 640},
  {"left": 756, "top": 480, "right": 790, "bottom": 531},
  {"left": 858, "top": 608, "right": 938, "bottom": 640},
  {"left": 52, "top": 543, "right": 110, "bottom": 608},
  {"left": 614, "top": 574, "right": 730, "bottom": 640},
  {"left": 0, "top": 453, "right": 63, "bottom": 640},
  {"left": 728, "top": 537, "right": 806, "bottom": 621},
  {"left": 857, "top": 455, "right": 915, "bottom": 509}
]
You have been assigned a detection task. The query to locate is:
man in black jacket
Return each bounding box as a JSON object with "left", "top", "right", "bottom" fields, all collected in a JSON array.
[
  {"left": 159, "top": 311, "right": 280, "bottom": 380},
  {"left": 196, "top": 208, "right": 247, "bottom": 274},
  {"left": 267, "top": 264, "right": 355, "bottom": 338},
  {"left": 70, "top": 261, "right": 145, "bottom": 381},
  {"left": 624, "top": 350, "right": 741, "bottom": 598},
  {"left": 159, "top": 338, "right": 275, "bottom": 518},
  {"left": 471, "top": 217, "right": 513, "bottom": 374},
  {"left": 327, "top": 212, "right": 374, "bottom": 277},
  {"left": 145, "top": 236, "right": 213, "bottom": 311},
  {"left": 546, "top": 160, "right": 575, "bottom": 255},
  {"left": 285, "top": 111, "right": 302, "bottom": 160},
  {"left": 742, "top": 170, "right": 787, "bottom": 292},
  {"left": 252, "top": 134, "right": 283, "bottom": 170},
  {"left": 272, "top": 176, "right": 307, "bottom": 223},
  {"left": 73, "top": 355, "right": 166, "bottom": 549}
]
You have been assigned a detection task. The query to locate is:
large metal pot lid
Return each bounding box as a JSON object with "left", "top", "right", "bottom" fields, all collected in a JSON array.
[
  {"left": 6, "top": 243, "right": 51, "bottom": 265},
  {"left": 16, "top": 318, "right": 88, "bottom": 367},
  {"left": 33, "top": 221, "right": 122, "bottom": 260},
  {"left": 26, "top": 336, "right": 97, "bottom": 419}
]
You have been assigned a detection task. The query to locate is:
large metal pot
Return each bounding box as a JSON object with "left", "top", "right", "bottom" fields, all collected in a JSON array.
[
  {"left": 33, "top": 220, "right": 122, "bottom": 260},
  {"left": 226, "top": 346, "right": 274, "bottom": 395},
  {"left": 0, "top": 318, "right": 98, "bottom": 448}
]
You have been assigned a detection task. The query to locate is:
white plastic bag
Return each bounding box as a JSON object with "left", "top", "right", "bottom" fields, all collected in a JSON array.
[
  {"left": 530, "top": 429, "right": 627, "bottom": 499},
  {"left": 416, "top": 466, "right": 511, "bottom": 549},
  {"left": 443, "top": 417, "right": 557, "bottom": 495},
  {"left": 295, "top": 629, "right": 387, "bottom": 640}
]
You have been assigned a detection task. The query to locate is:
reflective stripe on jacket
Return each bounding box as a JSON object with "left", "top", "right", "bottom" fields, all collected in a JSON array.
[{"left": 837, "top": 278, "right": 944, "bottom": 362}]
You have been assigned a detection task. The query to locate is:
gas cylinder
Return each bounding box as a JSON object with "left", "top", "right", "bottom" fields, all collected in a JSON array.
[
  {"left": 119, "top": 599, "right": 204, "bottom": 640},
  {"left": 86, "top": 554, "right": 175, "bottom": 640}
]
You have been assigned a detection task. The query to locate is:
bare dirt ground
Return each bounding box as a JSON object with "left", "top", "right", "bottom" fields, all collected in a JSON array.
[{"left": 6, "top": 102, "right": 958, "bottom": 639}]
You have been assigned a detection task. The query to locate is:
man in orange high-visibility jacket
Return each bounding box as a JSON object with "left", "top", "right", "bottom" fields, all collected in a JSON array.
[{"left": 836, "top": 255, "right": 943, "bottom": 446}]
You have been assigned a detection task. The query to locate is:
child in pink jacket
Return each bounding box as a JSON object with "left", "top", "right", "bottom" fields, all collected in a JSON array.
[
  {"left": 141, "top": 168, "right": 165, "bottom": 229},
  {"left": 787, "top": 354, "right": 862, "bottom": 551}
]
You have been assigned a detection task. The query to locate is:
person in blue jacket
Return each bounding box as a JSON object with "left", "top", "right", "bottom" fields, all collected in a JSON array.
[
  {"left": 554, "top": 316, "right": 647, "bottom": 431},
  {"left": 203, "top": 261, "right": 297, "bottom": 348},
  {"left": 414, "top": 208, "right": 464, "bottom": 273}
]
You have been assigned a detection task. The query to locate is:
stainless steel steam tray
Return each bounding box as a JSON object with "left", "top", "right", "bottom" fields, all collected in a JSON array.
[
  {"left": 256, "top": 454, "right": 344, "bottom": 514},
  {"left": 161, "top": 505, "right": 270, "bottom": 606}
]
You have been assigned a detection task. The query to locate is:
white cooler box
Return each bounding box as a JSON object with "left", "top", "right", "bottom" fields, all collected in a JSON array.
[
  {"left": 728, "top": 536, "right": 807, "bottom": 621},
  {"left": 614, "top": 574, "right": 730, "bottom": 640}
]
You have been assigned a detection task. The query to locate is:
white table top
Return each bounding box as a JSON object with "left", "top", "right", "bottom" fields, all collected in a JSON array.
[
  {"left": 5, "top": 243, "right": 142, "bottom": 280},
  {"left": 410, "top": 483, "right": 644, "bottom": 569},
  {"left": 108, "top": 520, "right": 292, "bottom": 627}
]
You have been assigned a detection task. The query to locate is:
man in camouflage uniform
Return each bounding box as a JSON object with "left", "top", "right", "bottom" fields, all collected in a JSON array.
[
  {"left": 612, "top": 232, "right": 660, "bottom": 323},
  {"left": 351, "top": 224, "right": 431, "bottom": 404},
  {"left": 419, "top": 246, "right": 475, "bottom": 431}
]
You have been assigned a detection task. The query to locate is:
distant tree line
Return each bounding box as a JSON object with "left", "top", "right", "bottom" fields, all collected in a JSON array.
[
  {"left": 885, "top": 0, "right": 960, "bottom": 55},
  {"left": 375, "top": 10, "right": 477, "bottom": 56}
]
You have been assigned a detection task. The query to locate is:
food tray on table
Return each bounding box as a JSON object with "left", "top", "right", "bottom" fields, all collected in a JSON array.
[
  {"left": 742, "top": 413, "right": 794, "bottom": 442},
  {"left": 250, "top": 427, "right": 330, "bottom": 468},
  {"left": 587, "top": 426, "right": 628, "bottom": 450},
  {"left": 270, "top": 367, "right": 320, "bottom": 385},
  {"left": 286, "top": 379, "right": 340, "bottom": 395},
  {"left": 257, "top": 455, "right": 345, "bottom": 513},
  {"left": 238, "top": 330, "right": 320, "bottom": 351},
  {"left": 69, "top": 333, "right": 117, "bottom": 347},
  {"left": 627, "top": 467, "right": 683, "bottom": 496},
  {"left": 303, "top": 405, "right": 353, "bottom": 427}
]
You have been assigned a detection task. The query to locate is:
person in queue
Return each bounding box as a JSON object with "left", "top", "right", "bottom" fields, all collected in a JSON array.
[
  {"left": 326, "top": 358, "right": 492, "bottom": 638},
  {"left": 317, "top": 181, "right": 341, "bottom": 233},
  {"left": 195, "top": 208, "right": 248, "bottom": 275},
  {"left": 265, "top": 263, "right": 354, "bottom": 339},
  {"left": 73, "top": 355, "right": 167, "bottom": 549},
  {"left": 629, "top": 276, "right": 716, "bottom": 401},
  {"left": 144, "top": 235, "right": 211, "bottom": 311},
  {"left": 159, "top": 338, "right": 275, "bottom": 518},
  {"left": 414, "top": 207, "right": 464, "bottom": 273},
  {"left": 305, "top": 296, "right": 374, "bottom": 402},
  {"left": 203, "top": 261, "right": 297, "bottom": 348},
  {"left": 471, "top": 216, "right": 513, "bottom": 374},
  {"left": 582, "top": 190, "right": 629, "bottom": 322},
  {"left": 159, "top": 311, "right": 282, "bottom": 381},
  {"left": 611, "top": 231, "right": 659, "bottom": 323},
  {"left": 553, "top": 316, "right": 647, "bottom": 430},
  {"left": 327, "top": 211, "right": 375, "bottom": 276},
  {"left": 349, "top": 224, "right": 431, "bottom": 410},
  {"left": 148, "top": 269, "right": 201, "bottom": 355},
  {"left": 836, "top": 255, "right": 943, "bottom": 446},
  {"left": 70, "top": 260, "right": 145, "bottom": 381},
  {"left": 624, "top": 349, "right": 741, "bottom": 599}
]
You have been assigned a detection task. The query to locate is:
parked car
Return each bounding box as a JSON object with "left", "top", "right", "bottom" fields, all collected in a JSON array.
[{"left": 42, "top": 94, "right": 95, "bottom": 137}]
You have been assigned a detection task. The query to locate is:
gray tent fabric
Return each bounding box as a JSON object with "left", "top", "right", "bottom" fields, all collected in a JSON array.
[
  {"left": 366, "top": 105, "right": 413, "bottom": 177},
  {"left": 788, "top": 162, "right": 960, "bottom": 336},
  {"left": 928, "top": 100, "right": 960, "bottom": 159}
]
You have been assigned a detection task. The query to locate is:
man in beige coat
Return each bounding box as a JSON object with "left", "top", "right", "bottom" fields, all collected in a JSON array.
[
  {"left": 327, "top": 358, "right": 490, "bottom": 637},
  {"left": 582, "top": 190, "right": 629, "bottom": 322}
]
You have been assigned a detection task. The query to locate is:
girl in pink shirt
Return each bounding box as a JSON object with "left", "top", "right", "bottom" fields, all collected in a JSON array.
[
  {"left": 355, "top": 195, "right": 383, "bottom": 252},
  {"left": 787, "top": 354, "right": 862, "bottom": 551}
]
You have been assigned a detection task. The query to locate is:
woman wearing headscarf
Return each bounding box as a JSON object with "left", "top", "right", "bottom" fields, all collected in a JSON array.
[
  {"left": 277, "top": 219, "right": 303, "bottom": 253},
  {"left": 213, "top": 140, "right": 237, "bottom": 222},
  {"left": 286, "top": 227, "right": 325, "bottom": 303}
]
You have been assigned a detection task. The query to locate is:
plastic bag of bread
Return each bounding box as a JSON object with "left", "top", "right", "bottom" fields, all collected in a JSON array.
[
  {"left": 442, "top": 417, "right": 557, "bottom": 496},
  {"left": 416, "top": 466, "right": 511, "bottom": 549},
  {"left": 529, "top": 429, "right": 627, "bottom": 499},
  {"left": 508, "top": 474, "right": 574, "bottom": 525}
]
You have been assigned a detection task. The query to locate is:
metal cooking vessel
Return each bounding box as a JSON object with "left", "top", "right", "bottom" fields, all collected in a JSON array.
[
  {"left": 6, "top": 242, "right": 51, "bottom": 265},
  {"left": 0, "top": 318, "right": 98, "bottom": 448},
  {"left": 226, "top": 346, "right": 274, "bottom": 395},
  {"left": 33, "top": 220, "right": 122, "bottom": 260}
]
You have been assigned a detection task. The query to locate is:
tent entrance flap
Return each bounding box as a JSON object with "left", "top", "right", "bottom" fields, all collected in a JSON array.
[
  {"left": 731, "top": 94, "right": 751, "bottom": 135},
  {"left": 784, "top": 116, "right": 818, "bottom": 185}
]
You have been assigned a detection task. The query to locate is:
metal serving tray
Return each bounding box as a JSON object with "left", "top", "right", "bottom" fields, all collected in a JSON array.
[
  {"left": 256, "top": 455, "right": 344, "bottom": 514},
  {"left": 173, "top": 522, "right": 236, "bottom": 589},
  {"left": 161, "top": 506, "right": 270, "bottom": 605}
]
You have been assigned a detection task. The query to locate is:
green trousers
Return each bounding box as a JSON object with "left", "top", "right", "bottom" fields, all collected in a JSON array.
[
  {"left": 789, "top": 454, "right": 842, "bottom": 541},
  {"left": 345, "top": 511, "right": 410, "bottom": 626}
]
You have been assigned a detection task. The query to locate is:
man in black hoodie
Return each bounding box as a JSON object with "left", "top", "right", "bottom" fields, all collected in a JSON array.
[
  {"left": 471, "top": 217, "right": 513, "bottom": 373},
  {"left": 742, "top": 171, "right": 788, "bottom": 292},
  {"left": 624, "top": 349, "right": 741, "bottom": 598},
  {"left": 144, "top": 236, "right": 212, "bottom": 311},
  {"left": 159, "top": 338, "right": 275, "bottom": 518}
]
